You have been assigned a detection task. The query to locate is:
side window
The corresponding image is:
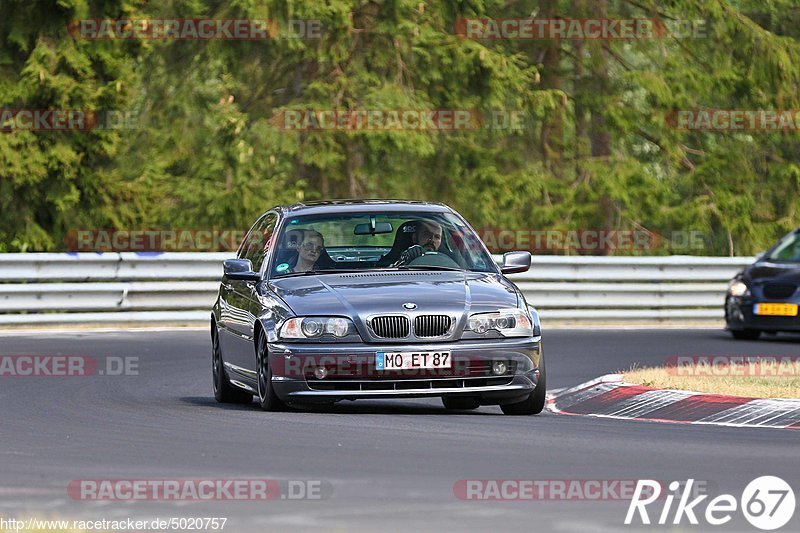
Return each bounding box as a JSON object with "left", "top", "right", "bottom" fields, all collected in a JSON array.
[
  {"left": 241, "top": 213, "right": 278, "bottom": 273},
  {"left": 238, "top": 216, "right": 265, "bottom": 260}
]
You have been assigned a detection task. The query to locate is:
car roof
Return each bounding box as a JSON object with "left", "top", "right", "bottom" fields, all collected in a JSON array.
[{"left": 272, "top": 199, "right": 453, "bottom": 217}]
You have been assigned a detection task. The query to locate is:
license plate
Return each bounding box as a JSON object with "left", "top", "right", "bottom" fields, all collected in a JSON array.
[
  {"left": 754, "top": 303, "right": 798, "bottom": 316},
  {"left": 375, "top": 351, "right": 451, "bottom": 370}
]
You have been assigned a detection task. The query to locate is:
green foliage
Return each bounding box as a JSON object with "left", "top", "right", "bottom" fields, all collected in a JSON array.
[{"left": 1, "top": 0, "right": 799, "bottom": 254}]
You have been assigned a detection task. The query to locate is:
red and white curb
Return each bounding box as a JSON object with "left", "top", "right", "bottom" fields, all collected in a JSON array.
[{"left": 546, "top": 375, "right": 800, "bottom": 429}]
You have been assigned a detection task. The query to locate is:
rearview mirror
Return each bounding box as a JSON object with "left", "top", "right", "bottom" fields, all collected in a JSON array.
[
  {"left": 354, "top": 222, "right": 393, "bottom": 235},
  {"left": 500, "top": 251, "right": 531, "bottom": 275},
  {"left": 223, "top": 259, "right": 260, "bottom": 281}
]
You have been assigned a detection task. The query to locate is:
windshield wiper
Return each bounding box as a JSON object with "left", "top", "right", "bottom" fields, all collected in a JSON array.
[
  {"left": 277, "top": 266, "right": 467, "bottom": 277},
  {"left": 278, "top": 269, "right": 363, "bottom": 277},
  {"left": 395, "top": 265, "right": 466, "bottom": 272}
]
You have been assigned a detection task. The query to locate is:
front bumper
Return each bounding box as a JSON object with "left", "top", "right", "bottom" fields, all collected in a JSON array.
[
  {"left": 726, "top": 296, "right": 800, "bottom": 332},
  {"left": 267, "top": 336, "right": 542, "bottom": 404}
]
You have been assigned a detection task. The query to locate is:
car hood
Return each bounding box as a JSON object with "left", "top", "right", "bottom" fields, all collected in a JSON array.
[
  {"left": 268, "top": 270, "right": 520, "bottom": 319},
  {"left": 743, "top": 261, "right": 800, "bottom": 282}
]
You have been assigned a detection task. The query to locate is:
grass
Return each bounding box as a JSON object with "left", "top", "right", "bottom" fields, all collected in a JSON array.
[{"left": 622, "top": 361, "right": 800, "bottom": 399}]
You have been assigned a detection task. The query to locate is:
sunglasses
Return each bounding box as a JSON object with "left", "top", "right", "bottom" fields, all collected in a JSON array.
[{"left": 300, "top": 242, "right": 324, "bottom": 252}]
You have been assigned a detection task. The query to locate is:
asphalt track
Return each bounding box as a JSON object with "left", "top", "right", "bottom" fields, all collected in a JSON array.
[{"left": 1, "top": 328, "right": 798, "bottom": 532}]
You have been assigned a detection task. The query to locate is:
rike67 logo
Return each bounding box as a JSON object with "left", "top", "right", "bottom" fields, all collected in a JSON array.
[{"left": 625, "top": 477, "right": 795, "bottom": 530}]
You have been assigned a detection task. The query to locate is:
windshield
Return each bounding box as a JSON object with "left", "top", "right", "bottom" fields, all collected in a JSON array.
[
  {"left": 269, "top": 211, "right": 497, "bottom": 277},
  {"left": 766, "top": 231, "right": 800, "bottom": 262}
]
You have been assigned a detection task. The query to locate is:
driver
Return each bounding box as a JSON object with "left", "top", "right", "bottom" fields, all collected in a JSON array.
[{"left": 391, "top": 221, "right": 442, "bottom": 267}]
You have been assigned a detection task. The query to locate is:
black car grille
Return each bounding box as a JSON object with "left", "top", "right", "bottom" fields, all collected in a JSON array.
[
  {"left": 414, "top": 315, "right": 452, "bottom": 337},
  {"left": 763, "top": 283, "right": 797, "bottom": 300},
  {"left": 370, "top": 316, "right": 410, "bottom": 338}
]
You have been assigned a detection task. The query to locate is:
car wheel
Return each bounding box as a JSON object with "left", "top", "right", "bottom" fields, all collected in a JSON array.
[
  {"left": 256, "top": 333, "right": 287, "bottom": 411},
  {"left": 501, "top": 355, "right": 546, "bottom": 416},
  {"left": 442, "top": 396, "right": 480, "bottom": 410},
  {"left": 731, "top": 329, "right": 762, "bottom": 340},
  {"left": 212, "top": 325, "right": 252, "bottom": 404}
]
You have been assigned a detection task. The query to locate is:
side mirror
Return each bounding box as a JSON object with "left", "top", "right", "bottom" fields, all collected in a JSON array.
[
  {"left": 500, "top": 251, "right": 531, "bottom": 275},
  {"left": 755, "top": 251, "right": 766, "bottom": 261},
  {"left": 224, "top": 259, "right": 260, "bottom": 281}
]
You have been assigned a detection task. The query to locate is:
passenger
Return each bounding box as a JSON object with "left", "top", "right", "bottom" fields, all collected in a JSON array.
[
  {"left": 392, "top": 221, "right": 443, "bottom": 267},
  {"left": 291, "top": 229, "right": 325, "bottom": 272}
]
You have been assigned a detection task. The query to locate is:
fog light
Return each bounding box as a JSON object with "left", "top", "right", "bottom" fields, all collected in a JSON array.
[
  {"left": 491, "top": 361, "right": 507, "bottom": 375},
  {"left": 314, "top": 366, "right": 328, "bottom": 380}
]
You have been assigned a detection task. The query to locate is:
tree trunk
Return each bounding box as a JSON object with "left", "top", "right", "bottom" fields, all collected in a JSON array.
[
  {"left": 588, "top": 0, "right": 612, "bottom": 159},
  {"left": 572, "top": 0, "right": 589, "bottom": 169},
  {"left": 346, "top": 140, "right": 363, "bottom": 198},
  {"left": 539, "top": 0, "right": 564, "bottom": 170}
]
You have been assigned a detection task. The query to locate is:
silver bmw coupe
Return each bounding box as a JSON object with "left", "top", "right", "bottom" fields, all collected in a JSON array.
[{"left": 211, "top": 200, "right": 545, "bottom": 415}]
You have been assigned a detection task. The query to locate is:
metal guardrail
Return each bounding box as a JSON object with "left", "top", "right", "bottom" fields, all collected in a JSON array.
[{"left": 0, "top": 253, "right": 753, "bottom": 326}]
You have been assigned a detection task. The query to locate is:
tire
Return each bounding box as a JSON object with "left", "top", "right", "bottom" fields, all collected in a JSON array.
[
  {"left": 731, "top": 329, "right": 762, "bottom": 340},
  {"left": 442, "top": 396, "right": 480, "bottom": 410},
  {"left": 212, "top": 325, "right": 252, "bottom": 404},
  {"left": 256, "top": 332, "right": 287, "bottom": 411},
  {"left": 501, "top": 355, "right": 546, "bottom": 416}
]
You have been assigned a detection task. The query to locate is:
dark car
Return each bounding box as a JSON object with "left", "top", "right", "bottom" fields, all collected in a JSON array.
[
  {"left": 725, "top": 227, "right": 800, "bottom": 339},
  {"left": 211, "top": 200, "right": 545, "bottom": 414}
]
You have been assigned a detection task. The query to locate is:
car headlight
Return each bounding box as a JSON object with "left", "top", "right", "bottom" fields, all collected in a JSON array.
[
  {"left": 280, "top": 317, "right": 356, "bottom": 340},
  {"left": 727, "top": 280, "right": 750, "bottom": 297},
  {"left": 466, "top": 309, "right": 533, "bottom": 337}
]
